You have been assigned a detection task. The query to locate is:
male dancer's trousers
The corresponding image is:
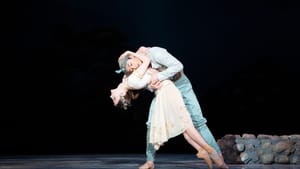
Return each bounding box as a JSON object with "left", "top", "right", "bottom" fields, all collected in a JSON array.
[{"left": 145, "top": 74, "right": 221, "bottom": 161}]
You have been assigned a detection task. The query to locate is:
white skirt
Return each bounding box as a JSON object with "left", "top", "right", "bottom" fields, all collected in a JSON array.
[{"left": 149, "top": 80, "right": 193, "bottom": 150}]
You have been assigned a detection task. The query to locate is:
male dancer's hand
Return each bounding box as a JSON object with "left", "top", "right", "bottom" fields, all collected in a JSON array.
[{"left": 149, "top": 69, "right": 161, "bottom": 90}]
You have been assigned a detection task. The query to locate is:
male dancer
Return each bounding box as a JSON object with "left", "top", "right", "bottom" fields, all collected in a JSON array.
[{"left": 116, "top": 46, "right": 227, "bottom": 169}]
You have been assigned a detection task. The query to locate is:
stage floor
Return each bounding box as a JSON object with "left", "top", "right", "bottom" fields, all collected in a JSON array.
[{"left": 0, "top": 154, "right": 299, "bottom": 169}]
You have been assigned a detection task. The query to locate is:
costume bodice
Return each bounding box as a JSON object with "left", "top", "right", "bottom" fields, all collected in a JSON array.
[{"left": 127, "top": 71, "right": 153, "bottom": 92}]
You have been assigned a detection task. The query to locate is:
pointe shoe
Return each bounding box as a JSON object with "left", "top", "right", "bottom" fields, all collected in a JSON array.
[
  {"left": 139, "top": 161, "right": 155, "bottom": 169},
  {"left": 196, "top": 148, "right": 213, "bottom": 169}
]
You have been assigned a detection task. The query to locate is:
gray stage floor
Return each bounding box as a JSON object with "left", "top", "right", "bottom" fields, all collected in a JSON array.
[{"left": 0, "top": 154, "right": 299, "bottom": 169}]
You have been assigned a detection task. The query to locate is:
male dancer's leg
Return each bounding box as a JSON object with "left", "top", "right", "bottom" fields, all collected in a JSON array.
[
  {"left": 175, "top": 75, "right": 221, "bottom": 153},
  {"left": 145, "top": 97, "right": 156, "bottom": 161},
  {"left": 145, "top": 126, "right": 156, "bottom": 161},
  {"left": 196, "top": 124, "right": 221, "bottom": 153}
]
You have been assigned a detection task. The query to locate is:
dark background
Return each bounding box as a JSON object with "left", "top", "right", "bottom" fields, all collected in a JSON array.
[{"left": 2, "top": 0, "right": 300, "bottom": 155}]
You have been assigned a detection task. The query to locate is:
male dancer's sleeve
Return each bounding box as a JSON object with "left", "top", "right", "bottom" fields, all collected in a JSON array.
[{"left": 149, "top": 47, "right": 183, "bottom": 81}]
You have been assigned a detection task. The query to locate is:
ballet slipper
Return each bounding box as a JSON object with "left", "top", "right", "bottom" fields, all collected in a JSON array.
[
  {"left": 202, "top": 145, "right": 229, "bottom": 169},
  {"left": 207, "top": 150, "right": 229, "bottom": 169},
  {"left": 218, "top": 163, "right": 229, "bottom": 169},
  {"left": 218, "top": 153, "right": 229, "bottom": 169},
  {"left": 219, "top": 153, "right": 225, "bottom": 161},
  {"left": 196, "top": 147, "right": 213, "bottom": 169},
  {"left": 139, "top": 161, "right": 155, "bottom": 169}
]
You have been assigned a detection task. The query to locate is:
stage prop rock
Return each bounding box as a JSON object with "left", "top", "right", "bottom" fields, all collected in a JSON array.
[{"left": 218, "top": 134, "right": 300, "bottom": 164}]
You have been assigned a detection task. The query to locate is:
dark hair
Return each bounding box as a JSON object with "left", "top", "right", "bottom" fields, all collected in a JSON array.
[{"left": 117, "top": 90, "right": 140, "bottom": 110}]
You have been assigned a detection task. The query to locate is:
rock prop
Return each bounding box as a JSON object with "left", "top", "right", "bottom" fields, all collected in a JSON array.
[{"left": 217, "top": 134, "right": 300, "bottom": 164}]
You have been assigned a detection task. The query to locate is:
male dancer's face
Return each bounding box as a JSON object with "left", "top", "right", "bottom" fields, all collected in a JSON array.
[{"left": 125, "top": 57, "right": 142, "bottom": 73}]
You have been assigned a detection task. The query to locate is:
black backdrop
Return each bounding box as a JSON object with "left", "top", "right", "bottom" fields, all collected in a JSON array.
[{"left": 2, "top": 0, "right": 300, "bottom": 155}]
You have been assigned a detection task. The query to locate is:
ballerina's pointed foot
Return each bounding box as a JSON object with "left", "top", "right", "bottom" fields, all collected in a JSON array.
[
  {"left": 196, "top": 149, "right": 213, "bottom": 169},
  {"left": 139, "top": 161, "right": 155, "bottom": 169}
]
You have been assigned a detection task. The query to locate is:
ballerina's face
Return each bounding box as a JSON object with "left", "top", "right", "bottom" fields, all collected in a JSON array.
[{"left": 125, "top": 57, "right": 142, "bottom": 73}]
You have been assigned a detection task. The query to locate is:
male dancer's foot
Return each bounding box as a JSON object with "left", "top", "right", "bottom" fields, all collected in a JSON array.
[
  {"left": 208, "top": 150, "right": 229, "bottom": 169},
  {"left": 139, "top": 161, "right": 154, "bottom": 169},
  {"left": 218, "top": 153, "right": 229, "bottom": 168}
]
